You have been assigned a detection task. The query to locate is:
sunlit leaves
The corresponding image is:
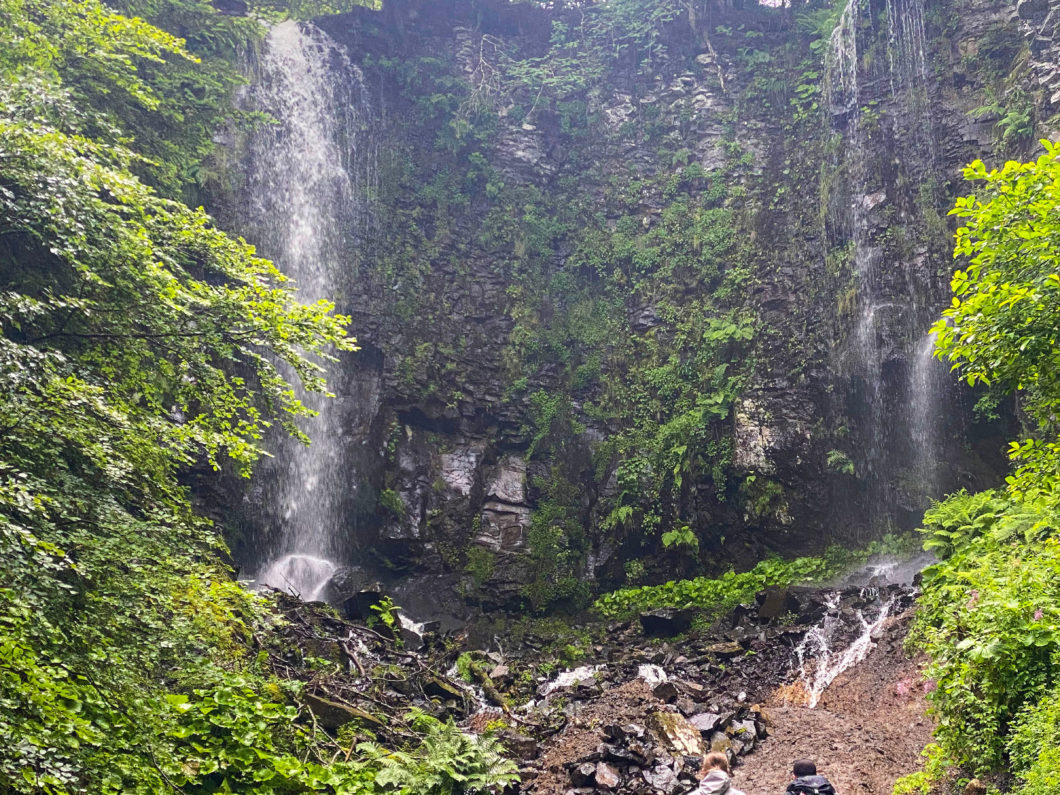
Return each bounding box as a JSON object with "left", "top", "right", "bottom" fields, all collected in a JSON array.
[{"left": 0, "top": 0, "right": 354, "bottom": 790}]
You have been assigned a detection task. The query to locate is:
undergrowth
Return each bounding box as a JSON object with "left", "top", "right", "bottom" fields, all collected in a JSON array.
[{"left": 593, "top": 535, "right": 918, "bottom": 620}]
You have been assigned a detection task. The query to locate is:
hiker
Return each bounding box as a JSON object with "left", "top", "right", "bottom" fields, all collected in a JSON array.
[
  {"left": 784, "top": 758, "right": 837, "bottom": 795},
  {"left": 694, "top": 752, "right": 747, "bottom": 795}
]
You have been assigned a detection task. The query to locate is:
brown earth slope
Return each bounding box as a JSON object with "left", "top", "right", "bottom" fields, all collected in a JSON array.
[
  {"left": 526, "top": 610, "right": 933, "bottom": 794},
  {"left": 734, "top": 611, "right": 934, "bottom": 795}
]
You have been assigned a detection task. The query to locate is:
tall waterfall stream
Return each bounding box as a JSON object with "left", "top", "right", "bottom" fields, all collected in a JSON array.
[{"left": 239, "top": 21, "right": 374, "bottom": 601}]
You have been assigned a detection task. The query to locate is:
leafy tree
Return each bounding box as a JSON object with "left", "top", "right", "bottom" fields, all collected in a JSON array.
[
  {"left": 0, "top": 0, "right": 361, "bottom": 790},
  {"left": 934, "top": 142, "right": 1060, "bottom": 498}
]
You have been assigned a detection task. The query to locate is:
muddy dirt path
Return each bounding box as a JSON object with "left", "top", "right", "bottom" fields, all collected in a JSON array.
[{"left": 734, "top": 612, "right": 934, "bottom": 795}]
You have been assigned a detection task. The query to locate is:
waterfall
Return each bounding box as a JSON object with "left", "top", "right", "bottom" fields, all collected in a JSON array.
[
  {"left": 825, "top": 0, "right": 861, "bottom": 116},
  {"left": 238, "top": 21, "right": 375, "bottom": 600},
  {"left": 910, "top": 330, "right": 946, "bottom": 494},
  {"left": 825, "top": 0, "right": 948, "bottom": 513},
  {"left": 887, "top": 0, "right": 929, "bottom": 95}
]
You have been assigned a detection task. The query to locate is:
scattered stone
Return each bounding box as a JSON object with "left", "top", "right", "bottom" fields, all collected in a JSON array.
[
  {"left": 642, "top": 763, "right": 679, "bottom": 793},
  {"left": 689, "top": 712, "right": 723, "bottom": 734},
  {"left": 709, "top": 730, "right": 732, "bottom": 755},
  {"left": 676, "top": 696, "right": 698, "bottom": 716},
  {"left": 569, "top": 762, "right": 597, "bottom": 788},
  {"left": 652, "top": 681, "right": 681, "bottom": 702},
  {"left": 423, "top": 676, "right": 464, "bottom": 702},
  {"left": 498, "top": 729, "right": 539, "bottom": 759},
  {"left": 489, "top": 663, "right": 511, "bottom": 684},
  {"left": 595, "top": 761, "right": 621, "bottom": 790},
  {"left": 706, "top": 641, "right": 744, "bottom": 658},
  {"left": 757, "top": 587, "right": 801, "bottom": 621}
]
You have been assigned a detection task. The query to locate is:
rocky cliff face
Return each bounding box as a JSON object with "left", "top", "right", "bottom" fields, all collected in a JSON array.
[{"left": 222, "top": 0, "right": 1056, "bottom": 611}]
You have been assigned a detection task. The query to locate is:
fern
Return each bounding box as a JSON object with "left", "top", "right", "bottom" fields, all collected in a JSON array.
[{"left": 360, "top": 712, "right": 519, "bottom": 794}]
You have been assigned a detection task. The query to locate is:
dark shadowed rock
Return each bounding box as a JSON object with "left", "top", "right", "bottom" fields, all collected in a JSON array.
[
  {"left": 499, "top": 729, "right": 539, "bottom": 759},
  {"left": 341, "top": 588, "right": 385, "bottom": 621},
  {"left": 639, "top": 608, "right": 694, "bottom": 636},
  {"left": 569, "top": 762, "right": 597, "bottom": 787},
  {"left": 1018, "top": 0, "right": 1051, "bottom": 23},
  {"left": 652, "top": 681, "right": 681, "bottom": 702},
  {"left": 757, "top": 587, "right": 802, "bottom": 621}
]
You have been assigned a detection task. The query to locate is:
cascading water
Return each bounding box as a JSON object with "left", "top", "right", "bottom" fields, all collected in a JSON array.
[
  {"left": 825, "top": 0, "right": 951, "bottom": 513},
  {"left": 237, "top": 21, "right": 376, "bottom": 600},
  {"left": 793, "top": 589, "right": 897, "bottom": 708},
  {"left": 886, "top": 0, "right": 928, "bottom": 94},
  {"left": 910, "top": 331, "right": 945, "bottom": 494}
]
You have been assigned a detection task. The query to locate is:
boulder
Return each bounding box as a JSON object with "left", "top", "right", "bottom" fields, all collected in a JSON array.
[
  {"left": 708, "top": 730, "right": 732, "bottom": 755},
  {"left": 569, "top": 762, "right": 597, "bottom": 788},
  {"left": 423, "top": 676, "right": 464, "bottom": 702},
  {"left": 652, "top": 681, "right": 681, "bottom": 702},
  {"left": 642, "top": 763, "right": 679, "bottom": 793},
  {"left": 341, "top": 588, "right": 385, "bottom": 622},
  {"left": 498, "top": 730, "right": 539, "bottom": 759},
  {"left": 648, "top": 711, "right": 704, "bottom": 757},
  {"left": 1018, "top": 0, "right": 1051, "bottom": 23},
  {"left": 705, "top": 641, "right": 744, "bottom": 658},
  {"left": 689, "top": 712, "right": 723, "bottom": 734},
  {"left": 594, "top": 762, "right": 621, "bottom": 790},
  {"left": 757, "top": 587, "right": 801, "bottom": 621}
]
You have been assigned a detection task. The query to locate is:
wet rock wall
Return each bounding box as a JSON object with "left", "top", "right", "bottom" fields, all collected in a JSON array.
[{"left": 220, "top": 0, "right": 1056, "bottom": 610}]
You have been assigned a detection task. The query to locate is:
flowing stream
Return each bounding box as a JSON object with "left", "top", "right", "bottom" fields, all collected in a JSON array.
[
  {"left": 793, "top": 589, "right": 897, "bottom": 708},
  {"left": 239, "top": 21, "right": 374, "bottom": 600}
]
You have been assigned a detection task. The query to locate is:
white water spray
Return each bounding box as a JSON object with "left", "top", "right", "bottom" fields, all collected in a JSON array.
[{"left": 794, "top": 590, "right": 897, "bottom": 708}]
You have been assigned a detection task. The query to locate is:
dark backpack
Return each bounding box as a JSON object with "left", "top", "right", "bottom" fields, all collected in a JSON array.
[{"left": 787, "top": 777, "right": 837, "bottom": 795}]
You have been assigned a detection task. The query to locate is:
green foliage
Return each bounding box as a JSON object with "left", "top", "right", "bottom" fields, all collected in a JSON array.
[
  {"left": 361, "top": 710, "right": 519, "bottom": 795},
  {"left": 0, "top": 1, "right": 518, "bottom": 792},
  {"left": 826, "top": 449, "right": 856, "bottom": 475},
  {"left": 593, "top": 546, "right": 862, "bottom": 620},
  {"left": 891, "top": 744, "right": 954, "bottom": 795},
  {"left": 909, "top": 490, "right": 1060, "bottom": 777},
  {"left": 363, "top": 0, "right": 763, "bottom": 590},
  {"left": 903, "top": 143, "right": 1060, "bottom": 792},
  {"left": 454, "top": 652, "right": 475, "bottom": 683},
  {"left": 370, "top": 596, "right": 402, "bottom": 637},
  {"left": 379, "top": 488, "right": 406, "bottom": 517},
  {"left": 1010, "top": 687, "right": 1060, "bottom": 795},
  {"left": 934, "top": 143, "right": 1060, "bottom": 498},
  {"left": 661, "top": 525, "right": 699, "bottom": 553},
  {"left": 465, "top": 545, "right": 496, "bottom": 588}
]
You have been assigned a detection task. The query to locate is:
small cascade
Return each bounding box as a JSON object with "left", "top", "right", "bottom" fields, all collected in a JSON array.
[
  {"left": 825, "top": 0, "right": 861, "bottom": 115},
  {"left": 793, "top": 589, "right": 897, "bottom": 708},
  {"left": 259, "top": 554, "right": 338, "bottom": 602},
  {"left": 887, "top": 0, "right": 929, "bottom": 95},
  {"left": 237, "top": 21, "right": 376, "bottom": 598}
]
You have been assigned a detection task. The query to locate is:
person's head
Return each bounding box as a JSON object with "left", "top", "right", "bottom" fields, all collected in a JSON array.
[
  {"left": 703, "top": 752, "right": 730, "bottom": 774},
  {"left": 792, "top": 759, "right": 817, "bottom": 778}
]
